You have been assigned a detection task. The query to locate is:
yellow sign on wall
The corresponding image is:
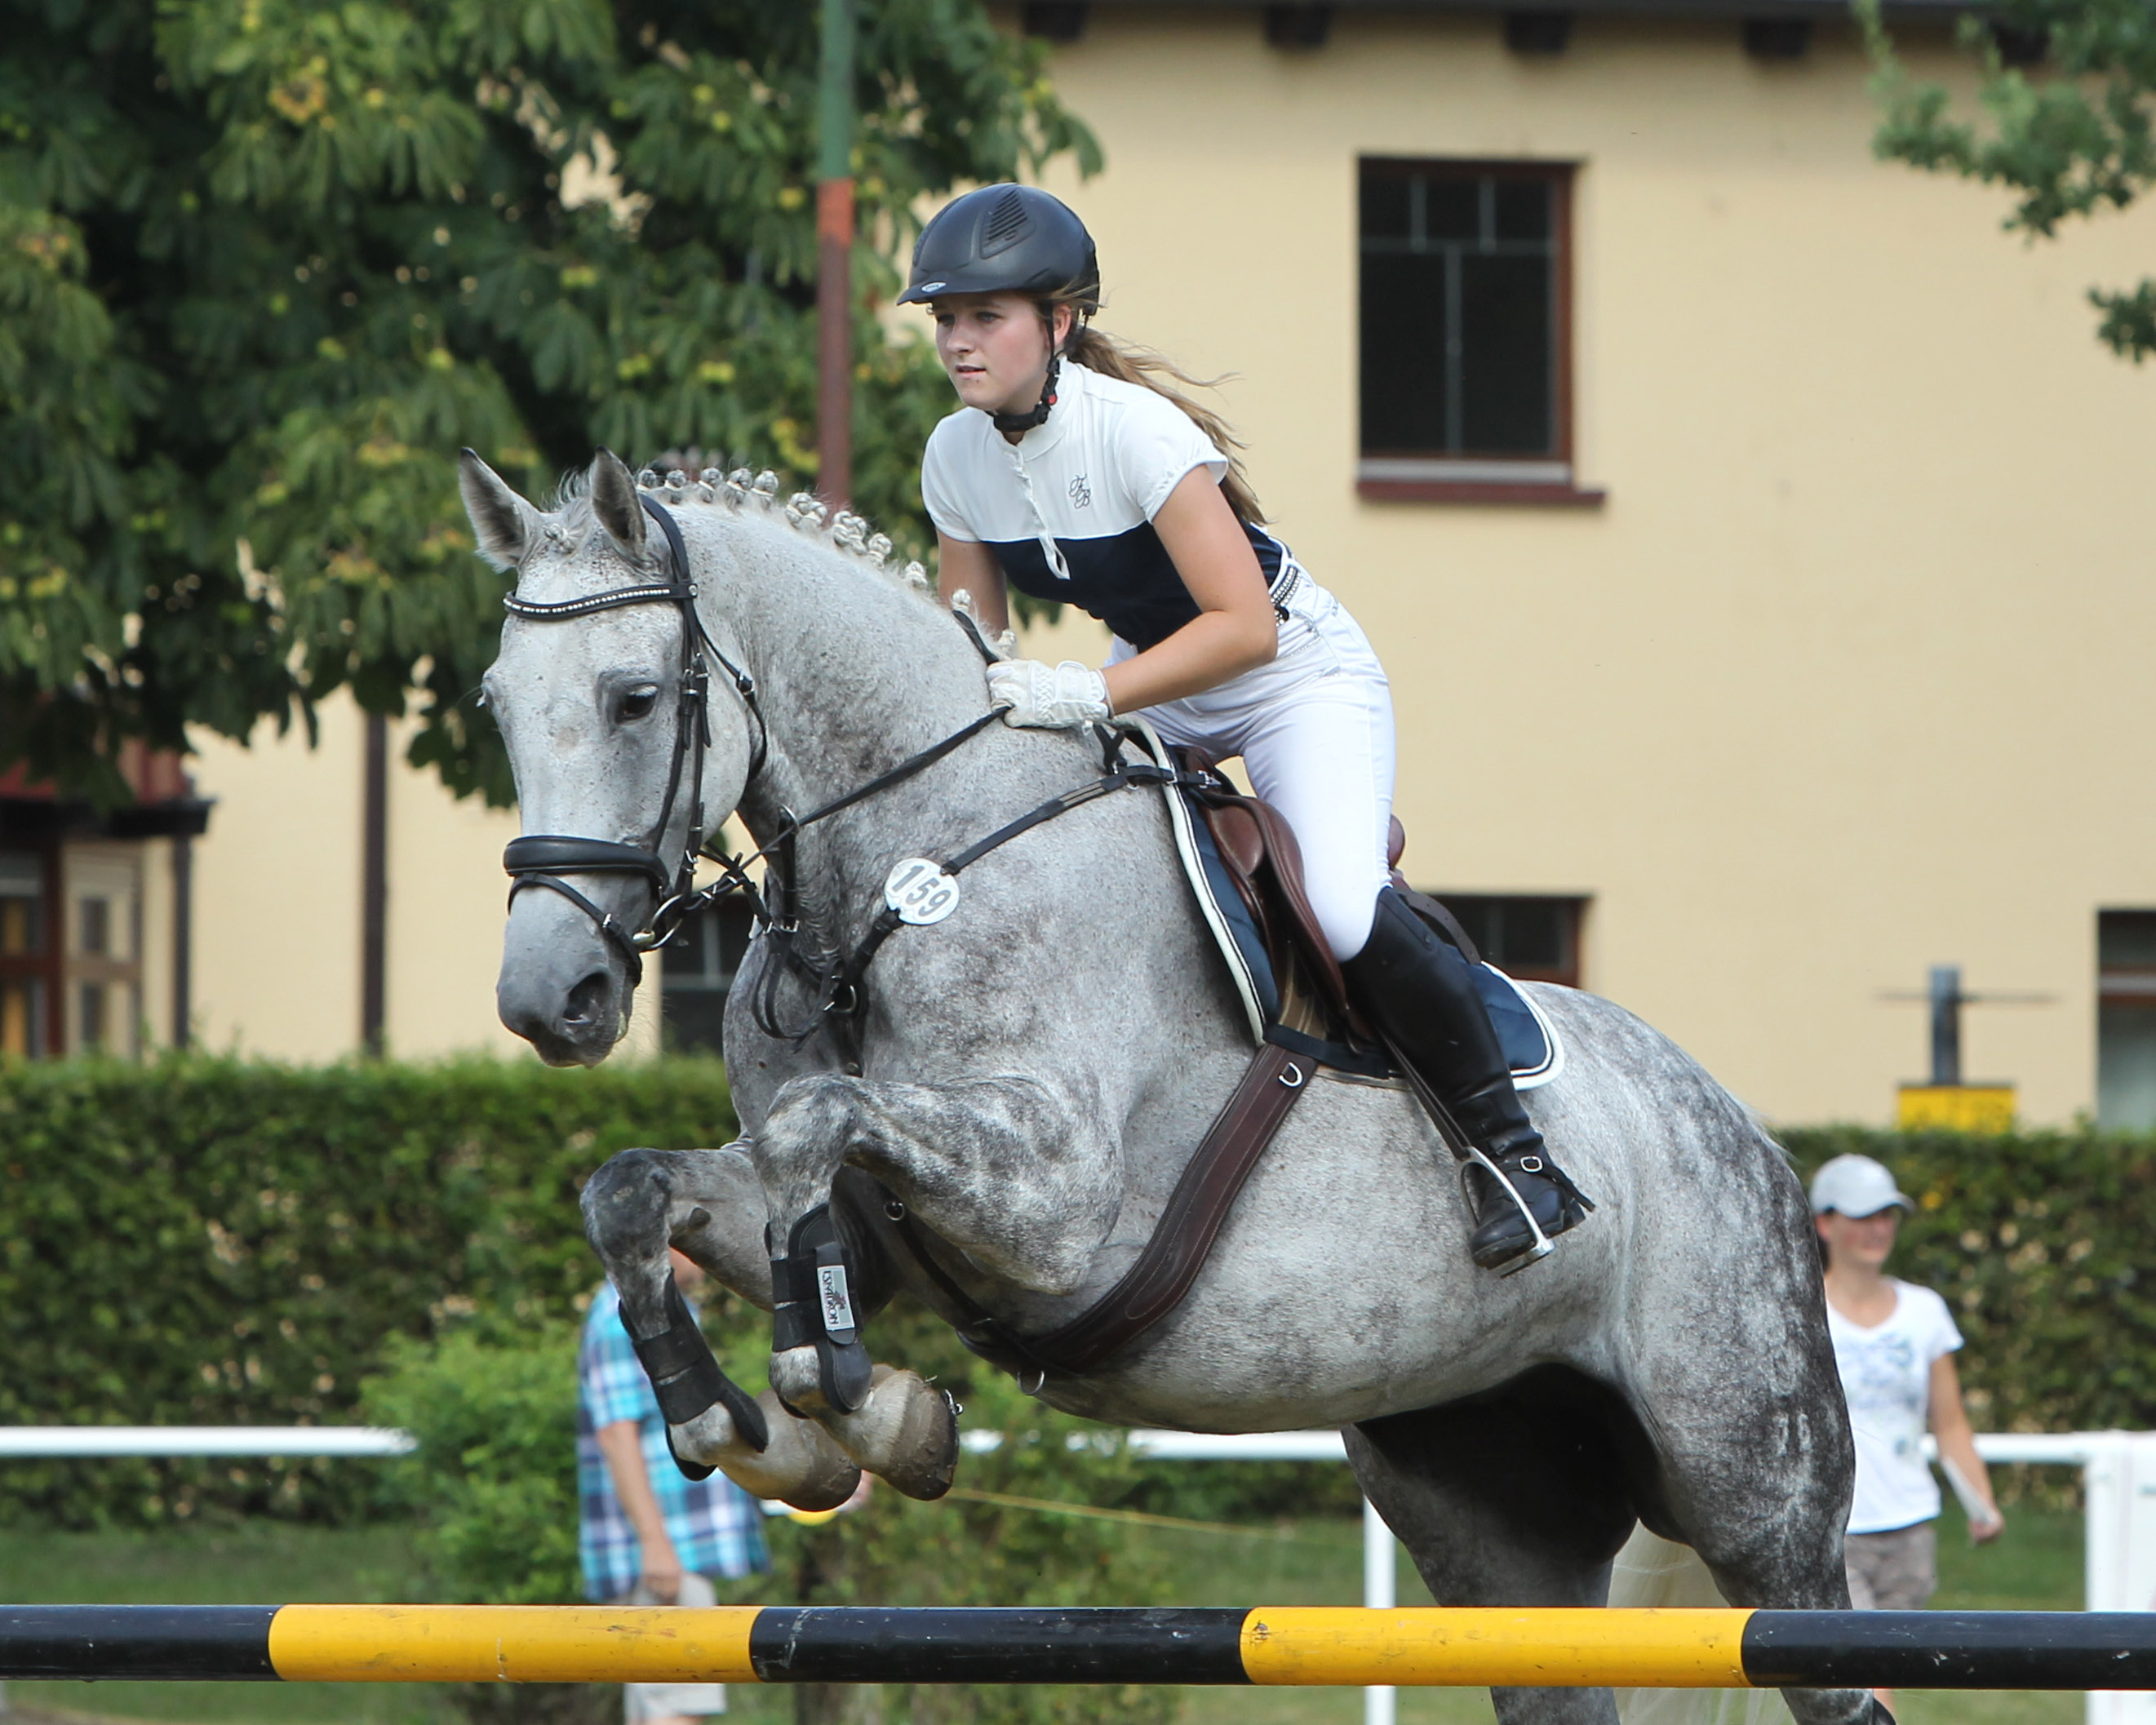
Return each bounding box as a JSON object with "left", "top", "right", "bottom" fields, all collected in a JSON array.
[{"left": 1896, "top": 1084, "right": 2016, "bottom": 1134}]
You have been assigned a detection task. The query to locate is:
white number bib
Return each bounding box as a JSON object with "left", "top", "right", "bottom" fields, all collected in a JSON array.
[{"left": 884, "top": 857, "right": 962, "bottom": 926}]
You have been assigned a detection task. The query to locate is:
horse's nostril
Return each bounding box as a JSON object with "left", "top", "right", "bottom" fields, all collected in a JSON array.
[{"left": 563, "top": 972, "right": 611, "bottom": 1028}]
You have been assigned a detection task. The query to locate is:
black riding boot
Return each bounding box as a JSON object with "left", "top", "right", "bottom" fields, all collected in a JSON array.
[{"left": 1343, "top": 887, "right": 1593, "bottom": 1271}]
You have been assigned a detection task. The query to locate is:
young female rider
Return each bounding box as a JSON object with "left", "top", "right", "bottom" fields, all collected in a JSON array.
[{"left": 900, "top": 184, "right": 1590, "bottom": 1272}]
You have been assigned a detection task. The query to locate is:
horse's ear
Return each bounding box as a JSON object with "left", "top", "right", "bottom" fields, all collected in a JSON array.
[
  {"left": 458, "top": 450, "right": 540, "bottom": 571},
  {"left": 588, "top": 449, "right": 647, "bottom": 562}
]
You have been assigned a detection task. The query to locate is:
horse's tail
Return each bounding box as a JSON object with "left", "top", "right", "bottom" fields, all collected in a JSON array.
[{"left": 1609, "top": 1528, "right": 1785, "bottom": 1725}]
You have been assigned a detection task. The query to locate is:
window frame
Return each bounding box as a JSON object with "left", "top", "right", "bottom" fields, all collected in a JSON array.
[
  {"left": 64, "top": 843, "right": 144, "bottom": 1058},
  {"left": 2096, "top": 909, "right": 2156, "bottom": 1129},
  {"left": 1355, "top": 156, "right": 1601, "bottom": 508},
  {"left": 1423, "top": 892, "right": 1588, "bottom": 990},
  {"left": 659, "top": 896, "right": 758, "bottom": 1057}
]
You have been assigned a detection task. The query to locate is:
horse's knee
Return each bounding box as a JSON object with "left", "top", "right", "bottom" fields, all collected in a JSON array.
[
  {"left": 752, "top": 1078, "right": 863, "bottom": 1215},
  {"left": 582, "top": 1146, "right": 673, "bottom": 1265}
]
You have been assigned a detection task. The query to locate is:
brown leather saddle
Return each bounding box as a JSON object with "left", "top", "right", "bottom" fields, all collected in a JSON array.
[
  {"left": 1182, "top": 749, "right": 1482, "bottom": 1045},
  {"left": 903, "top": 747, "right": 1483, "bottom": 1383}
]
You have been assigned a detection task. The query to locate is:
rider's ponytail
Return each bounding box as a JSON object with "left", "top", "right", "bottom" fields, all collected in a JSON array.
[{"left": 1048, "top": 306, "right": 1267, "bottom": 527}]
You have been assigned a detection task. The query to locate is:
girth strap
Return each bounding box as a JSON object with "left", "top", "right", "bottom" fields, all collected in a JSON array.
[{"left": 898, "top": 1039, "right": 1311, "bottom": 1380}]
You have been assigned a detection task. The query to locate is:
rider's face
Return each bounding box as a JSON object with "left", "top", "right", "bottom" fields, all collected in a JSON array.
[{"left": 931, "top": 292, "right": 1069, "bottom": 418}]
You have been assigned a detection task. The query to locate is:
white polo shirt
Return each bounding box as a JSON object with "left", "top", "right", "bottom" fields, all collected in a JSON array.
[{"left": 921, "top": 359, "right": 1303, "bottom": 651}]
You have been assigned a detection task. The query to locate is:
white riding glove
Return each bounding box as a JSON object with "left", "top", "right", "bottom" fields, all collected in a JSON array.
[{"left": 987, "top": 659, "right": 1113, "bottom": 730}]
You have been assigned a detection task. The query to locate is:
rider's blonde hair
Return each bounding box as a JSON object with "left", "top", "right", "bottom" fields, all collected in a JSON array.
[{"left": 1041, "top": 295, "right": 1266, "bottom": 527}]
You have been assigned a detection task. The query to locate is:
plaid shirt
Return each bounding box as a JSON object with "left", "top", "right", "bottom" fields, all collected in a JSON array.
[{"left": 576, "top": 1281, "right": 770, "bottom": 1603}]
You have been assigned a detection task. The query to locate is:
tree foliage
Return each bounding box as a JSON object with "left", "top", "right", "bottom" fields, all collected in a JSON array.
[
  {"left": 1862, "top": 0, "right": 2156, "bottom": 360},
  {"left": 0, "top": 0, "right": 1097, "bottom": 803}
]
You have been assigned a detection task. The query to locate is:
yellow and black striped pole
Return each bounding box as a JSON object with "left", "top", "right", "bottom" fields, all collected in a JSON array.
[{"left": 3, "top": 1606, "right": 2153, "bottom": 1690}]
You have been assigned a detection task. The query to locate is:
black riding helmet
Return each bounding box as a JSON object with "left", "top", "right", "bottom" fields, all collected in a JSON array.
[
  {"left": 896, "top": 184, "right": 1100, "bottom": 311},
  {"left": 900, "top": 186, "right": 1098, "bottom": 432}
]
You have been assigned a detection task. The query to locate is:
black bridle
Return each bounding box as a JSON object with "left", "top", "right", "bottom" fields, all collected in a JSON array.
[
  {"left": 498, "top": 490, "right": 1196, "bottom": 1056},
  {"left": 499, "top": 494, "right": 766, "bottom": 985}
]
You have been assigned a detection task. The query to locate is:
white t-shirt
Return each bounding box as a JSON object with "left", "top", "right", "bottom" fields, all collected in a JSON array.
[
  {"left": 1825, "top": 1279, "right": 1963, "bottom": 1534},
  {"left": 921, "top": 359, "right": 1305, "bottom": 651}
]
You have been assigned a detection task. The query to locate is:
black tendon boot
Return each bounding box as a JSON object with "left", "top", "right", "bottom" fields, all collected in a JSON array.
[{"left": 1343, "top": 888, "right": 1593, "bottom": 1272}]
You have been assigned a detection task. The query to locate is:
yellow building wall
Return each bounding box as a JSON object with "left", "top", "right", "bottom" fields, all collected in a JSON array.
[
  {"left": 185, "top": 693, "right": 662, "bottom": 1064},
  {"left": 1020, "top": 5, "right": 2156, "bottom": 1124},
  {"left": 148, "top": 7, "right": 2156, "bottom": 1119}
]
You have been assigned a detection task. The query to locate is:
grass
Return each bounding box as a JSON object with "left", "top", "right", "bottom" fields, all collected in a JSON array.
[{"left": 0, "top": 1496, "right": 2089, "bottom": 1725}]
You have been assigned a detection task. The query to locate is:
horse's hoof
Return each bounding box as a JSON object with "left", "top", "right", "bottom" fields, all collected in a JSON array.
[
  {"left": 677, "top": 1390, "right": 863, "bottom": 1512},
  {"left": 826, "top": 1365, "right": 960, "bottom": 1502},
  {"left": 668, "top": 1403, "right": 739, "bottom": 1474}
]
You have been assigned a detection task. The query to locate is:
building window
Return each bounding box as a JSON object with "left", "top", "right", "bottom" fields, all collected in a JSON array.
[
  {"left": 64, "top": 845, "right": 142, "bottom": 1057},
  {"left": 2098, "top": 911, "right": 2156, "bottom": 1129},
  {"left": 1435, "top": 894, "right": 1586, "bottom": 989},
  {"left": 0, "top": 850, "right": 50, "bottom": 1057},
  {"left": 659, "top": 898, "right": 757, "bottom": 1056},
  {"left": 1357, "top": 159, "right": 1595, "bottom": 504}
]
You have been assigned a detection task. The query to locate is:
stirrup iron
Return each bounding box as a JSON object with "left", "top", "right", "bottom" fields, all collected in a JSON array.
[{"left": 1457, "top": 1144, "right": 1556, "bottom": 1275}]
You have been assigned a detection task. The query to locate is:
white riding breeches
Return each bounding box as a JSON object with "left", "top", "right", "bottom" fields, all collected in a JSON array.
[{"left": 1109, "top": 579, "right": 1395, "bottom": 962}]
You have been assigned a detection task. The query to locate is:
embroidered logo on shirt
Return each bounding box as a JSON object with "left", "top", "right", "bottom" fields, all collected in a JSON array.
[{"left": 1068, "top": 473, "right": 1092, "bottom": 508}]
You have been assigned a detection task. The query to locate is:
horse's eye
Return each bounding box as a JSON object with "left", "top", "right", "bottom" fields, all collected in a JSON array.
[{"left": 618, "top": 687, "right": 659, "bottom": 722}]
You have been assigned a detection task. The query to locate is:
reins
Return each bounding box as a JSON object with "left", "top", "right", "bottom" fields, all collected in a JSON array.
[
  {"left": 497, "top": 492, "right": 1207, "bottom": 1066},
  {"left": 752, "top": 721, "right": 1187, "bottom": 1066}
]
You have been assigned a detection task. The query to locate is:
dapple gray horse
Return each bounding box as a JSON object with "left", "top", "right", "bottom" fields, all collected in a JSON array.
[{"left": 468, "top": 449, "right": 1886, "bottom": 1725}]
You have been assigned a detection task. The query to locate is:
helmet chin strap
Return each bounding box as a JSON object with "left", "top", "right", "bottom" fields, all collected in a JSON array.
[{"left": 992, "top": 353, "right": 1061, "bottom": 436}]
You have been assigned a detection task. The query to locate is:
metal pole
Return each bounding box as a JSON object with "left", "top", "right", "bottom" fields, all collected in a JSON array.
[
  {"left": 816, "top": 0, "right": 856, "bottom": 507},
  {"left": 361, "top": 713, "right": 388, "bottom": 1056},
  {"left": 170, "top": 830, "right": 192, "bottom": 1049},
  {"left": 1929, "top": 964, "right": 1962, "bottom": 1086},
  {"left": 1363, "top": 1497, "right": 1397, "bottom": 1725}
]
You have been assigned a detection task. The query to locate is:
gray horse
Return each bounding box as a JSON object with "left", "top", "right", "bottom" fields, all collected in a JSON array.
[{"left": 469, "top": 449, "right": 1885, "bottom": 1725}]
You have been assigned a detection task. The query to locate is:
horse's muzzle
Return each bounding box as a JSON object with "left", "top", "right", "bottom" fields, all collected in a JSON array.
[{"left": 497, "top": 891, "right": 631, "bottom": 1066}]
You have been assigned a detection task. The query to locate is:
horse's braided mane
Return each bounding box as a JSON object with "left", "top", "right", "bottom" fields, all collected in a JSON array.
[{"left": 547, "top": 463, "right": 940, "bottom": 608}]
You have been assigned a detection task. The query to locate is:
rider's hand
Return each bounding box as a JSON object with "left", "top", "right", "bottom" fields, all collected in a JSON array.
[{"left": 987, "top": 659, "right": 1112, "bottom": 729}]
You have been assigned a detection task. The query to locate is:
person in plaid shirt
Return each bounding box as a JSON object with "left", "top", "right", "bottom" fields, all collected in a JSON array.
[{"left": 579, "top": 1248, "right": 768, "bottom": 1723}]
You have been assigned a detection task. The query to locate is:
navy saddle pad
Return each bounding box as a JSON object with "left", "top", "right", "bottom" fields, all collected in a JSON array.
[{"left": 1183, "top": 793, "right": 1561, "bottom": 1086}]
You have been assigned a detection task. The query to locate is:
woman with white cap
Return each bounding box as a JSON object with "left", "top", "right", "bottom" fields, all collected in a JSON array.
[{"left": 1812, "top": 1152, "right": 2003, "bottom": 1708}]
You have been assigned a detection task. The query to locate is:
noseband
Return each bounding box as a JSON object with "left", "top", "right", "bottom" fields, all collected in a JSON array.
[{"left": 499, "top": 494, "right": 765, "bottom": 986}]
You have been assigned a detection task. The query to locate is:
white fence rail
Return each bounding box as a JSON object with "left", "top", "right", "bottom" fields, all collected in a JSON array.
[{"left": 0, "top": 1426, "right": 415, "bottom": 1458}]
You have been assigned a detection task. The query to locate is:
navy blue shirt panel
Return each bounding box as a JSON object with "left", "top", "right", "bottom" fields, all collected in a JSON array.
[{"left": 991, "top": 517, "right": 1287, "bottom": 651}]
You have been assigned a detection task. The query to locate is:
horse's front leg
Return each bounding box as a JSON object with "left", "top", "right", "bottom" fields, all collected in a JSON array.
[
  {"left": 581, "top": 1146, "right": 862, "bottom": 1510},
  {"left": 753, "top": 1072, "right": 1117, "bottom": 1495}
]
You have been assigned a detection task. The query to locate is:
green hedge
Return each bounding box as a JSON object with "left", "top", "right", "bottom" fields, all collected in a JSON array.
[
  {"left": 3, "top": 1053, "right": 2149, "bottom": 1529},
  {"left": 0, "top": 1053, "right": 735, "bottom": 1528},
  {"left": 1778, "top": 1126, "right": 2156, "bottom": 1442}
]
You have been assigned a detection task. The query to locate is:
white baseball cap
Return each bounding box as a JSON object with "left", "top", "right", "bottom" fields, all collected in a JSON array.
[{"left": 1808, "top": 1153, "right": 1914, "bottom": 1218}]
